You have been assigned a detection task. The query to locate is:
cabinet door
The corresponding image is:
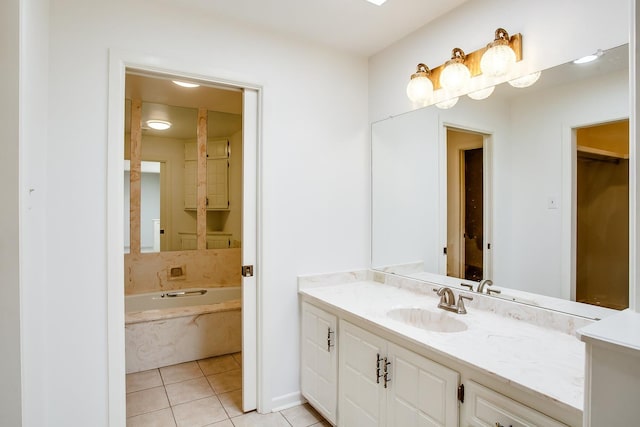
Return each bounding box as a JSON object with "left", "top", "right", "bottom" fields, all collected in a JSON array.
[
  {"left": 462, "top": 381, "right": 567, "bottom": 427},
  {"left": 386, "top": 343, "right": 459, "bottom": 427},
  {"left": 206, "top": 159, "right": 229, "bottom": 209},
  {"left": 183, "top": 160, "right": 197, "bottom": 209},
  {"left": 339, "top": 320, "right": 387, "bottom": 427},
  {"left": 301, "top": 303, "right": 338, "bottom": 425},
  {"left": 206, "top": 235, "right": 231, "bottom": 249},
  {"left": 207, "top": 139, "right": 229, "bottom": 159}
]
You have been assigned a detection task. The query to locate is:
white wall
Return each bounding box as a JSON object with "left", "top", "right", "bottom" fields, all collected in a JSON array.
[
  {"left": 1, "top": 0, "right": 23, "bottom": 425},
  {"left": 40, "top": 0, "right": 368, "bottom": 424},
  {"left": 369, "top": 0, "right": 629, "bottom": 122}
]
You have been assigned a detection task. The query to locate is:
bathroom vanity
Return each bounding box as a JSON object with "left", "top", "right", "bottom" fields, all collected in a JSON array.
[{"left": 299, "top": 271, "right": 593, "bottom": 427}]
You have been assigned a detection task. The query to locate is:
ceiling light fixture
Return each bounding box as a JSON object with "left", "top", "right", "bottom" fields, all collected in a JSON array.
[
  {"left": 480, "top": 28, "right": 517, "bottom": 77},
  {"left": 573, "top": 49, "right": 604, "bottom": 64},
  {"left": 366, "top": 0, "right": 387, "bottom": 5},
  {"left": 440, "top": 48, "right": 471, "bottom": 93},
  {"left": 172, "top": 80, "right": 200, "bottom": 88},
  {"left": 406, "top": 63, "right": 434, "bottom": 104},
  {"left": 146, "top": 120, "right": 172, "bottom": 130}
]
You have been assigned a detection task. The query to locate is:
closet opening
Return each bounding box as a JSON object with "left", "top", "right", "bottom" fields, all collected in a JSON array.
[{"left": 575, "top": 119, "right": 629, "bottom": 310}]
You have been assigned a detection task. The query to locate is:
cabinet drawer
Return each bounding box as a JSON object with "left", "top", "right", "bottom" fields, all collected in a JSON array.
[{"left": 463, "top": 381, "right": 567, "bottom": 427}]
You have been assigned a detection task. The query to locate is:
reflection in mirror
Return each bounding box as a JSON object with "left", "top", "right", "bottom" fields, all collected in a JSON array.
[
  {"left": 124, "top": 160, "right": 161, "bottom": 253},
  {"left": 124, "top": 73, "right": 243, "bottom": 252},
  {"left": 372, "top": 44, "right": 629, "bottom": 316}
]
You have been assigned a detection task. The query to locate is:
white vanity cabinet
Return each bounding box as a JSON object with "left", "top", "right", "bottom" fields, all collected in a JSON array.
[
  {"left": 339, "top": 320, "right": 460, "bottom": 427},
  {"left": 461, "top": 381, "right": 568, "bottom": 427},
  {"left": 301, "top": 302, "right": 338, "bottom": 425}
]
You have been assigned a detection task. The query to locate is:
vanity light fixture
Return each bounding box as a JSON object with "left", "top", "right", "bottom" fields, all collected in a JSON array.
[
  {"left": 406, "top": 63, "right": 434, "bottom": 104},
  {"left": 146, "top": 120, "right": 172, "bottom": 130},
  {"left": 405, "top": 27, "right": 522, "bottom": 106},
  {"left": 172, "top": 80, "right": 200, "bottom": 88},
  {"left": 573, "top": 49, "right": 604, "bottom": 64},
  {"left": 480, "top": 28, "right": 517, "bottom": 77},
  {"left": 508, "top": 70, "right": 542, "bottom": 88},
  {"left": 440, "top": 48, "right": 472, "bottom": 93}
]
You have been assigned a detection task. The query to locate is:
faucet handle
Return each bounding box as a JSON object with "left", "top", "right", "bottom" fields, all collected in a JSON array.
[
  {"left": 456, "top": 295, "right": 473, "bottom": 314},
  {"left": 487, "top": 288, "right": 502, "bottom": 295},
  {"left": 460, "top": 283, "right": 474, "bottom": 292}
]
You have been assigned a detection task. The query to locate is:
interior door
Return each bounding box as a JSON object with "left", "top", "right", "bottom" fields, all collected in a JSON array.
[{"left": 242, "top": 88, "right": 258, "bottom": 411}]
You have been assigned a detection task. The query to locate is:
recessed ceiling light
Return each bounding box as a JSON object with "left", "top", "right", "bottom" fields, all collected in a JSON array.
[
  {"left": 172, "top": 80, "right": 200, "bottom": 88},
  {"left": 366, "top": 0, "right": 387, "bottom": 5},
  {"left": 573, "top": 50, "right": 604, "bottom": 64},
  {"left": 146, "top": 120, "right": 172, "bottom": 130}
]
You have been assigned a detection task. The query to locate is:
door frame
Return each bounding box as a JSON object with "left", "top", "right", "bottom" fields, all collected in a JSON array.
[
  {"left": 562, "top": 116, "right": 629, "bottom": 302},
  {"left": 440, "top": 123, "right": 493, "bottom": 280},
  {"left": 106, "top": 49, "right": 264, "bottom": 426}
]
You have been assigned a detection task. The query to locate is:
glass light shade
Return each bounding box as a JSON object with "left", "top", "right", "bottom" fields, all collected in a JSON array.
[
  {"left": 406, "top": 75, "right": 434, "bottom": 104},
  {"left": 508, "top": 71, "right": 542, "bottom": 88},
  {"left": 440, "top": 62, "right": 471, "bottom": 93},
  {"left": 435, "top": 97, "right": 459, "bottom": 109},
  {"left": 480, "top": 44, "right": 517, "bottom": 77},
  {"left": 467, "top": 86, "right": 495, "bottom": 100},
  {"left": 146, "top": 120, "right": 172, "bottom": 130}
]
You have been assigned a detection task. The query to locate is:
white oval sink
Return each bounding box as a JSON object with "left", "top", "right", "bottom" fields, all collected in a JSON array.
[{"left": 387, "top": 307, "right": 468, "bottom": 333}]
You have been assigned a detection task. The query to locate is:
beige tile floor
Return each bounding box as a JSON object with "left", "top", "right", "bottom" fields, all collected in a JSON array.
[{"left": 126, "top": 352, "right": 331, "bottom": 427}]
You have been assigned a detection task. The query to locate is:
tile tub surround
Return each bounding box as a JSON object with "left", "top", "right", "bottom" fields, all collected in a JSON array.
[
  {"left": 126, "top": 354, "right": 331, "bottom": 427},
  {"left": 299, "top": 279, "right": 588, "bottom": 415},
  {"left": 125, "top": 249, "right": 241, "bottom": 295}
]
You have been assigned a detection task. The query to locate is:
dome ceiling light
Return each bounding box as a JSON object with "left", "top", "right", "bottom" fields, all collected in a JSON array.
[
  {"left": 146, "top": 120, "right": 172, "bottom": 130},
  {"left": 172, "top": 80, "right": 200, "bottom": 88}
]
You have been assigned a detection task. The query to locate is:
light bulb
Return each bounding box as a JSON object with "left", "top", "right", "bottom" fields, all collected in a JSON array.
[
  {"left": 435, "top": 97, "right": 459, "bottom": 109},
  {"left": 406, "top": 63, "right": 434, "bottom": 104},
  {"left": 467, "top": 86, "right": 495, "bottom": 100},
  {"left": 480, "top": 28, "right": 517, "bottom": 78},
  {"left": 440, "top": 62, "right": 471, "bottom": 92},
  {"left": 440, "top": 48, "right": 471, "bottom": 93},
  {"left": 508, "top": 71, "right": 542, "bottom": 88}
]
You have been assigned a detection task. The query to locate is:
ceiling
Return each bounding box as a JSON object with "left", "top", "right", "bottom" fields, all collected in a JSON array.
[
  {"left": 175, "top": 0, "right": 470, "bottom": 56},
  {"left": 125, "top": 73, "right": 243, "bottom": 139}
]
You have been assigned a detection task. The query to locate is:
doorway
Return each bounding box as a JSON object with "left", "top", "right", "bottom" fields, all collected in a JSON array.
[
  {"left": 575, "top": 120, "right": 629, "bottom": 309},
  {"left": 107, "top": 52, "right": 261, "bottom": 425},
  {"left": 446, "top": 127, "right": 489, "bottom": 281}
]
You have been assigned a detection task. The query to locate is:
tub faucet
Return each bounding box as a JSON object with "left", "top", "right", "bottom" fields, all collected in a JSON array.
[{"left": 477, "top": 279, "right": 500, "bottom": 295}]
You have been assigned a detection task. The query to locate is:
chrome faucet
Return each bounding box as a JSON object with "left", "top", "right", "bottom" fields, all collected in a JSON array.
[
  {"left": 477, "top": 279, "right": 500, "bottom": 295},
  {"left": 433, "top": 287, "right": 473, "bottom": 314}
]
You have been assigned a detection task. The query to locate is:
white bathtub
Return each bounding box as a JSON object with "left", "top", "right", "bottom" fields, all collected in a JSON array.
[{"left": 125, "top": 287, "right": 241, "bottom": 373}]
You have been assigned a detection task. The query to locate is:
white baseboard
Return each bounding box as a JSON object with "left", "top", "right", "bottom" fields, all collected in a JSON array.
[{"left": 270, "top": 391, "right": 307, "bottom": 412}]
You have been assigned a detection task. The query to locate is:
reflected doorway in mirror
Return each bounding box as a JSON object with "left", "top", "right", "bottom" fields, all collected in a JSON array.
[{"left": 445, "top": 127, "right": 491, "bottom": 282}]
